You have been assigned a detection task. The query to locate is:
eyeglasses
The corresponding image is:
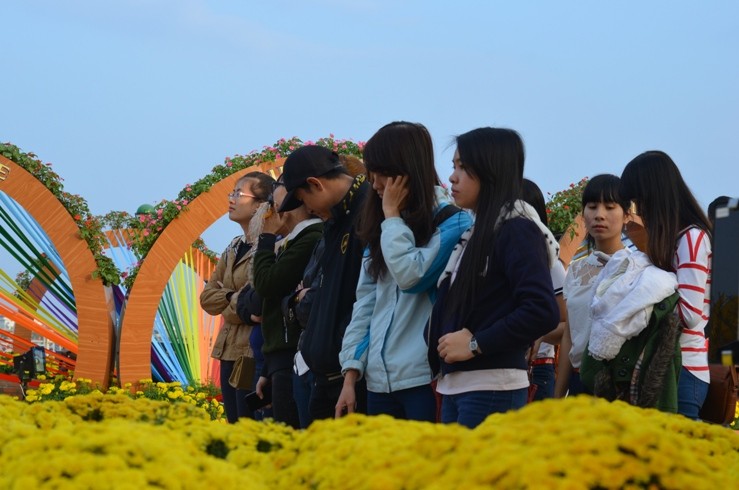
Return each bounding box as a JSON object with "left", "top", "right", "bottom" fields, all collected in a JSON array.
[{"left": 228, "top": 191, "right": 257, "bottom": 200}]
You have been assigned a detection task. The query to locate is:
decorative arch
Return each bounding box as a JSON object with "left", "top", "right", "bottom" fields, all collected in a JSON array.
[
  {"left": 0, "top": 156, "right": 113, "bottom": 385},
  {"left": 117, "top": 159, "right": 285, "bottom": 385}
]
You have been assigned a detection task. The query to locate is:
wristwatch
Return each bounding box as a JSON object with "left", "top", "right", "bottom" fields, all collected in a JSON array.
[{"left": 469, "top": 336, "right": 481, "bottom": 356}]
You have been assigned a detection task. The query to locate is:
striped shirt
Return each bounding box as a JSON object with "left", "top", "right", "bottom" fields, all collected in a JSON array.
[{"left": 673, "top": 227, "right": 712, "bottom": 383}]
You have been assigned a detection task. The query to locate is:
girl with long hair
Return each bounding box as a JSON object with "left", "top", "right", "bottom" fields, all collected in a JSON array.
[
  {"left": 619, "top": 151, "right": 712, "bottom": 419},
  {"left": 335, "top": 121, "right": 471, "bottom": 421},
  {"left": 428, "top": 127, "right": 559, "bottom": 428}
]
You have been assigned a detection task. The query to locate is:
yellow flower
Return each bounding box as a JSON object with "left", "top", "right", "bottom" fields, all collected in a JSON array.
[{"left": 6, "top": 390, "right": 736, "bottom": 487}]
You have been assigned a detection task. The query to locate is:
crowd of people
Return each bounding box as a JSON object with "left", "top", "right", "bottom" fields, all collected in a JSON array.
[{"left": 201, "top": 122, "right": 716, "bottom": 429}]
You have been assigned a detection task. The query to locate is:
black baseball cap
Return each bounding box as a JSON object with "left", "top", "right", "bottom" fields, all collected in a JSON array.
[{"left": 278, "top": 145, "right": 343, "bottom": 212}]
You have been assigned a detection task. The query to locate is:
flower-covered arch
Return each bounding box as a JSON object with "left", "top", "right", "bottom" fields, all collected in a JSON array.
[
  {"left": 0, "top": 156, "right": 114, "bottom": 385},
  {"left": 117, "top": 159, "right": 284, "bottom": 385}
]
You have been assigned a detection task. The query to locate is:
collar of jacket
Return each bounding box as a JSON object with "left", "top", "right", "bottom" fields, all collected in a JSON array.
[{"left": 328, "top": 174, "right": 367, "bottom": 223}]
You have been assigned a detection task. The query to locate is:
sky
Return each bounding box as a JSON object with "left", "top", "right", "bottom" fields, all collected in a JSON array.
[{"left": 1, "top": 0, "right": 738, "bottom": 277}]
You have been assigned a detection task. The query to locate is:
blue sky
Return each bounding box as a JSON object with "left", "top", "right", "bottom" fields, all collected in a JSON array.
[{"left": 2, "top": 0, "right": 738, "bottom": 276}]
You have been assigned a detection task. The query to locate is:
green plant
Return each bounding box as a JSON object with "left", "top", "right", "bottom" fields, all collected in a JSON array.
[
  {"left": 13, "top": 270, "right": 32, "bottom": 294},
  {"left": 546, "top": 177, "right": 589, "bottom": 239}
]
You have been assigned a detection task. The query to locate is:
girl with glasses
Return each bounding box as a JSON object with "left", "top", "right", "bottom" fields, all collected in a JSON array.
[{"left": 200, "top": 171, "right": 274, "bottom": 423}]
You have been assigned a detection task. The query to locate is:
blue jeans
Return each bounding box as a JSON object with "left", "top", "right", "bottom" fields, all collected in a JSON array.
[
  {"left": 532, "top": 364, "right": 555, "bottom": 401},
  {"left": 219, "top": 359, "right": 252, "bottom": 424},
  {"left": 441, "top": 388, "right": 528, "bottom": 429},
  {"left": 678, "top": 367, "right": 709, "bottom": 420},
  {"left": 293, "top": 371, "right": 314, "bottom": 429},
  {"left": 367, "top": 384, "right": 437, "bottom": 422}
]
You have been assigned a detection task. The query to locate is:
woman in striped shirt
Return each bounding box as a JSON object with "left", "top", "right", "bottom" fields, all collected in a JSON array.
[{"left": 620, "top": 151, "right": 713, "bottom": 419}]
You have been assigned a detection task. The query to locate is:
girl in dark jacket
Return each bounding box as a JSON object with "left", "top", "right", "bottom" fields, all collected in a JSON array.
[{"left": 428, "top": 127, "right": 559, "bottom": 428}]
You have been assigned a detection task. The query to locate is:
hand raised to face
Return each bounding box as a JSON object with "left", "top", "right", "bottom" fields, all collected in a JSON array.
[
  {"left": 261, "top": 204, "right": 285, "bottom": 235},
  {"left": 381, "top": 175, "right": 410, "bottom": 219}
]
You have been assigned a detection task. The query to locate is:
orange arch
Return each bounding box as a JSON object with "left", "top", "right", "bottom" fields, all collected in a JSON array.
[
  {"left": 0, "top": 156, "right": 113, "bottom": 386},
  {"left": 558, "top": 215, "right": 588, "bottom": 268},
  {"left": 118, "top": 159, "right": 284, "bottom": 385}
]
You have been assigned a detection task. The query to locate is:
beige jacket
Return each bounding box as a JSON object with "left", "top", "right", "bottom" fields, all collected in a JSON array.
[{"left": 200, "top": 236, "right": 254, "bottom": 361}]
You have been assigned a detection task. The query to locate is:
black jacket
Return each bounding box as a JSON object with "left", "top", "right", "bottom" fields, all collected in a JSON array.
[
  {"left": 253, "top": 221, "right": 323, "bottom": 373},
  {"left": 300, "top": 175, "right": 369, "bottom": 376},
  {"left": 427, "top": 217, "right": 559, "bottom": 376},
  {"left": 281, "top": 237, "right": 324, "bottom": 332}
]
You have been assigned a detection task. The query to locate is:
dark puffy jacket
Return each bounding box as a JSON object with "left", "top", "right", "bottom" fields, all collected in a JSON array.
[{"left": 300, "top": 176, "right": 369, "bottom": 376}]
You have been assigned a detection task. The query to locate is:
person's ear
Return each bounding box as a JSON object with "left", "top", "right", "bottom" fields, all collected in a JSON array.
[{"left": 305, "top": 176, "right": 323, "bottom": 192}]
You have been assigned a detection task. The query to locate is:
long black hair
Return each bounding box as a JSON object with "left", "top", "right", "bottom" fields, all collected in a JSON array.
[
  {"left": 358, "top": 121, "right": 440, "bottom": 280},
  {"left": 443, "top": 127, "right": 525, "bottom": 325},
  {"left": 619, "top": 151, "right": 711, "bottom": 271},
  {"left": 521, "top": 178, "right": 547, "bottom": 225}
]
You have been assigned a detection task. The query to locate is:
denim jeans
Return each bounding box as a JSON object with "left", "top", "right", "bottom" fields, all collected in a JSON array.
[
  {"left": 677, "top": 367, "right": 709, "bottom": 420},
  {"left": 441, "top": 388, "right": 527, "bottom": 429},
  {"left": 367, "top": 384, "right": 437, "bottom": 422},
  {"left": 532, "top": 364, "right": 555, "bottom": 401},
  {"left": 293, "top": 371, "right": 314, "bottom": 428},
  {"left": 270, "top": 368, "right": 300, "bottom": 429},
  {"left": 219, "top": 359, "right": 252, "bottom": 424}
]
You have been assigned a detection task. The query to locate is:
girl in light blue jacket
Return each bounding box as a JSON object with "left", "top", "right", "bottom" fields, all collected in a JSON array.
[{"left": 335, "top": 122, "right": 472, "bottom": 421}]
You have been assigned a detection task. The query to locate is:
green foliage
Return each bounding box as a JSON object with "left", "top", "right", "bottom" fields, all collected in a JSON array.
[
  {"left": 546, "top": 177, "right": 589, "bottom": 239},
  {"left": 14, "top": 270, "right": 32, "bottom": 294}
]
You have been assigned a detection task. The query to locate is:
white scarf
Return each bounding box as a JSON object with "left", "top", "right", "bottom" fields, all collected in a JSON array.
[{"left": 438, "top": 200, "right": 560, "bottom": 287}]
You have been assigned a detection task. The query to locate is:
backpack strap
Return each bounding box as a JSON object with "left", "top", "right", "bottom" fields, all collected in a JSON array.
[{"left": 433, "top": 204, "right": 462, "bottom": 228}]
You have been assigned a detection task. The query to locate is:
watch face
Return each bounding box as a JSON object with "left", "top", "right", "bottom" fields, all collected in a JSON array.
[{"left": 470, "top": 337, "right": 478, "bottom": 351}]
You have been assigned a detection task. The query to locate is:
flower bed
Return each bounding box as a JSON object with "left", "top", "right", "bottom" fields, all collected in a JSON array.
[
  {"left": 1, "top": 394, "right": 737, "bottom": 489},
  {"left": 23, "top": 377, "right": 224, "bottom": 421}
]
